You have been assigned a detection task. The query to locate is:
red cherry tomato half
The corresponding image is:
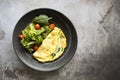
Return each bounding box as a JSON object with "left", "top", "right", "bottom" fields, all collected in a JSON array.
[
  {"left": 34, "top": 24, "right": 40, "bottom": 30},
  {"left": 49, "top": 23, "right": 55, "bottom": 29},
  {"left": 33, "top": 45, "right": 39, "bottom": 51},
  {"left": 18, "top": 34, "right": 24, "bottom": 40}
]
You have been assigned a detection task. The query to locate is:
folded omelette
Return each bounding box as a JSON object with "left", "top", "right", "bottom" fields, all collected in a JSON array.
[{"left": 33, "top": 27, "right": 67, "bottom": 62}]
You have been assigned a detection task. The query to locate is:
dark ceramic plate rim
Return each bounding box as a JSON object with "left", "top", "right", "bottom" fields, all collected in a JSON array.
[{"left": 13, "top": 8, "right": 78, "bottom": 71}]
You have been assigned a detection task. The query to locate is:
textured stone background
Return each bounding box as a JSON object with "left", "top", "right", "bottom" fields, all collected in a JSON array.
[{"left": 0, "top": 0, "right": 120, "bottom": 80}]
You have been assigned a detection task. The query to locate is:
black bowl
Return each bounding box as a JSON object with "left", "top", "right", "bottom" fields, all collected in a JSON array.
[{"left": 13, "top": 8, "right": 77, "bottom": 71}]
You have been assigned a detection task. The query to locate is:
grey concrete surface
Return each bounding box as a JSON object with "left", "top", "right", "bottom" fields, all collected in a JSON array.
[{"left": 0, "top": 0, "right": 120, "bottom": 80}]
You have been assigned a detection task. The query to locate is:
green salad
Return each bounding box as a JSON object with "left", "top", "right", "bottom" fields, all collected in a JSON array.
[{"left": 18, "top": 15, "right": 55, "bottom": 53}]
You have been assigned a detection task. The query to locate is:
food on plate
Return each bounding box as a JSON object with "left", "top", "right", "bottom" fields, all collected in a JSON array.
[
  {"left": 18, "top": 14, "right": 67, "bottom": 62},
  {"left": 33, "top": 27, "right": 66, "bottom": 62}
]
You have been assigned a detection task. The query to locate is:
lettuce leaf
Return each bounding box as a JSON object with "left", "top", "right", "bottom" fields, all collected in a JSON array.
[
  {"left": 20, "top": 14, "right": 53, "bottom": 53},
  {"left": 21, "top": 23, "right": 45, "bottom": 53},
  {"left": 32, "top": 15, "right": 52, "bottom": 26}
]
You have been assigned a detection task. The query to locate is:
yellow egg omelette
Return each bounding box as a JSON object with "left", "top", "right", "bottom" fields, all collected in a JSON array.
[{"left": 33, "top": 27, "right": 67, "bottom": 62}]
